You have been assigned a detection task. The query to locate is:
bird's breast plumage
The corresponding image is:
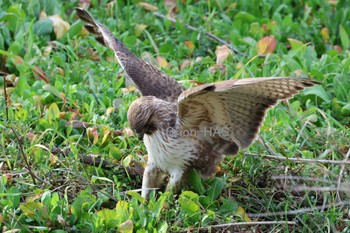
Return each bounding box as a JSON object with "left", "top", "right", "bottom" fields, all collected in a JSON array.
[{"left": 143, "top": 127, "right": 198, "bottom": 173}]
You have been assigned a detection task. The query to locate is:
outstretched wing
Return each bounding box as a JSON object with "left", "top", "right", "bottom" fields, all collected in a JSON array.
[
  {"left": 76, "top": 8, "right": 184, "bottom": 102},
  {"left": 177, "top": 77, "right": 317, "bottom": 153}
]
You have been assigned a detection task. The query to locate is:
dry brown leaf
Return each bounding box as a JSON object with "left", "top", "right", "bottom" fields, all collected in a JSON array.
[
  {"left": 33, "top": 66, "right": 49, "bottom": 84},
  {"left": 156, "top": 56, "right": 169, "bottom": 68},
  {"left": 178, "top": 79, "right": 205, "bottom": 86},
  {"left": 87, "top": 127, "right": 98, "bottom": 145},
  {"left": 165, "top": 0, "right": 177, "bottom": 18},
  {"left": 321, "top": 27, "right": 329, "bottom": 42},
  {"left": 184, "top": 40, "right": 195, "bottom": 53},
  {"left": 180, "top": 59, "right": 191, "bottom": 70},
  {"left": 55, "top": 67, "right": 65, "bottom": 76},
  {"left": 106, "top": 107, "right": 115, "bottom": 117},
  {"left": 78, "top": 0, "right": 91, "bottom": 8},
  {"left": 257, "top": 35, "right": 276, "bottom": 56},
  {"left": 236, "top": 62, "right": 244, "bottom": 69},
  {"left": 26, "top": 132, "right": 36, "bottom": 140},
  {"left": 123, "top": 128, "right": 134, "bottom": 137},
  {"left": 48, "top": 15, "right": 70, "bottom": 38},
  {"left": 43, "top": 45, "right": 52, "bottom": 56},
  {"left": 102, "top": 129, "right": 112, "bottom": 144},
  {"left": 13, "top": 55, "right": 24, "bottom": 65},
  {"left": 215, "top": 45, "right": 232, "bottom": 64},
  {"left": 208, "top": 64, "right": 226, "bottom": 74},
  {"left": 121, "top": 85, "right": 136, "bottom": 95},
  {"left": 234, "top": 206, "right": 252, "bottom": 222},
  {"left": 138, "top": 2, "right": 158, "bottom": 11},
  {"left": 333, "top": 45, "right": 342, "bottom": 52}
]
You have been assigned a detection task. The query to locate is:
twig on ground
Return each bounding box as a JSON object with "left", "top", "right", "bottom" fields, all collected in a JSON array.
[
  {"left": 1, "top": 72, "right": 9, "bottom": 121},
  {"left": 51, "top": 147, "right": 144, "bottom": 177},
  {"left": 271, "top": 175, "right": 337, "bottom": 184},
  {"left": 10, "top": 127, "right": 38, "bottom": 185},
  {"left": 246, "top": 153, "right": 350, "bottom": 165},
  {"left": 337, "top": 148, "right": 350, "bottom": 200},
  {"left": 248, "top": 201, "right": 350, "bottom": 218},
  {"left": 293, "top": 186, "right": 350, "bottom": 193},
  {"left": 180, "top": 221, "right": 296, "bottom": 232},
  {"left": 153, "top": 11, "right": 247, "bottom": 56}
]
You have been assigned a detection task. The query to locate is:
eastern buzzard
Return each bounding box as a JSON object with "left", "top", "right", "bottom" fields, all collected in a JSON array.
[{"left": 76, "top": 8, "right": 318, "bottom": 198}]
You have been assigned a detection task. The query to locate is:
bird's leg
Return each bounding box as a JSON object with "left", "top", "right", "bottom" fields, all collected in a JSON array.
[
  {"left": 141, "top": 163, "right": 164, "bottom": 199},
  {"left": 166, "top": 169, "right": 184, "bottom": 194}
]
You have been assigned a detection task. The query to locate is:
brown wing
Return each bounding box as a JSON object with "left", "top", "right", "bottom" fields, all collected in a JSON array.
[
  {"left": 177, "top": 77, "right": 317, "bottom": 152},
  {"left": 75, "top": 8, "right": 184, "bottom": 102}
]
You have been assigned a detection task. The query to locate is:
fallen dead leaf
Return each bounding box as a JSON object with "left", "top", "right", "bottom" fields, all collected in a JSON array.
[
  {"left": 156, "top": 56, "right": 169, "bottom": 68},
  {"left": 215, "top": 45, "right": 232, "bottom": 64},
  {"left": 333, "top": 45, "right": 342, "bottom": 52},
  {"left": 165, "top": 0, "right": 177, "bottom": 19},
  {"left": 257, "top": 35, "right": 276, "bottom": 56},
  {"left": 180, "top": 59, "right": 192, "bottom": 70},
  {"left": 106, "top": 107, "right": 115, "bottom": 117},
  {"left": 123, "top": 128, "right": 134, "bottom": 137},
  {"left": 236, "top": 62, "right": 244, "bottom": 70},
  {"left": 33, "top": 66, "right": 49, "bottom": 84},
  {"left": 321, "top": 27, "right": 330, "bottom": 42},
  {"left": 26, "top": 132, "right": 36, "bottom": 140},
  {"left": 138, "top": 2, "right": 158, "bottom": 11},
  {"left": 48, "top": 15, "right": 70, "bottom": 38},
  {"left": 102, "top": 129, "right": 113, "bottom": 144},
  {"left": 234, "top": 206, "right": 252, "bottom": 222},
  {"left": 184, "top": 40, "right": 195, "bottom": 53},
  {"left": 208, "top": 64, "right": 226, "bottom": 74},
  {"left": 87, "top": 127, "right": 99, "bottom": 145},
  {"left": 78, "top": 0, "right": 91, "bottom": 8}
]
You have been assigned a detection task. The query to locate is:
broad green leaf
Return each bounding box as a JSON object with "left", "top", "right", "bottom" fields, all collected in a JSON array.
[
  {"left": 8, "top": 187, "right": 21, "bottom": 208},
  {"left": 288, "top": 38, "right": 304, "bottom": 51},
  {"left": 339, "top": 25, "right": 349, "bottom": 50},
  {"left": 302, "top": 85, "right": 330, "bottom": 102},
  {"left": 41, "top": 190, "right": 51, "bottom": 207},
  {"left": 205, "top": 177, "right": 225, "bottom": 202},
  {"left": 157, "top": 221, "right": 168, "bottom": 233},
  {"left": 42, "top": 84, "right": 62, "bottom": 99},
  {"left": 178, "top": 191, "right": 200, "bottom": 214},
  {"left": 116, "top": 200, "right": 130, "bottom": 222},
  {"left": 47, "top": 102, "right": 60, "bottom": 124},
  {"left": 134, "top": 24, "right": 147, "bottom": 37},
  {"left": 341, "top": 103, "right": 350, "bottom": 116},
  {"left": 149, "top": 192, "right": 168, "bottom": 219},
  {"left": 187, "top": 169, "right": 205, "bottom": 195},
  {"left": 34, "top": 19, "right": 53, "bottom": 36},
  {"left": 119, "top": 220, "right": 133, "bottom": 233},
  {"left": 20, "top": 202, "right": 45, "bottom": 218},
  {"left": 97, "top": 209, "right": 119, "bottom": 227},
  {"left": 127, "top": 191, "right": 146, "bottom": 205},
  {"left": 234, "top": 11, "right": 256, "bottom": 23},
  {"left": 218, "top": 198, "right": 238, "bottom": 215}
]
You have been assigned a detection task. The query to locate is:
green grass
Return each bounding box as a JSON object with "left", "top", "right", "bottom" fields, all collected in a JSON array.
[{"left": 1, "top": 0, "right": 350, "bottom": 232}]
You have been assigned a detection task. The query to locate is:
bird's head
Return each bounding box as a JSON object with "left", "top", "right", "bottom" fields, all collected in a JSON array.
[{"left": 127, "top": 96, "right": 159, "bottom": 140}]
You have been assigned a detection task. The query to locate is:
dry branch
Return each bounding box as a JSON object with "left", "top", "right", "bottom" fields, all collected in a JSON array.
[
  {"left": 248, "top": 201, "right": 350, "bottom": 218},
  {"left": 247, "top": 153, "right": 350, "bottom": 165},
  {"left": 51, "top": 147, "right": 144, "bottom": 177}
]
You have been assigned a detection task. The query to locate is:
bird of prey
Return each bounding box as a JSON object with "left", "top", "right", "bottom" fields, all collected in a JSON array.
[{"left": 76, "top": 8, "right": 318, "bottom": 199}]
